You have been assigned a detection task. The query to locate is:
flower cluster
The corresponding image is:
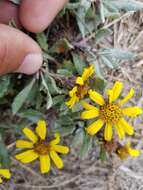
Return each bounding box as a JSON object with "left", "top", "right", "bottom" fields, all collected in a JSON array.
[
  {"left": 66, "top": 65, "right": 94, "bottom": 108},
  {"left": 66, "top": 65, "right": 142, "bottom": 159},
  {"left": 2, "top": 65, "right": 142, "bottom": 184}
]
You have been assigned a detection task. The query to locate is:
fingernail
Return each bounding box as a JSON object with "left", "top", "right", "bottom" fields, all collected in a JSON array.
[{"left": 16, "top": 53, "right": 43, "bottom": 74}]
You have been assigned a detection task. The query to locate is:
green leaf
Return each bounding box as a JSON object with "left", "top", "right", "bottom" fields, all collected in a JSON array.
[
  {"left": 57, "top": 69, "right": 72, "bottom": 77},
  {"left": 41, "top": 73, "right": 53, "bottom": 109},
  {"left": 0, "top": 136, "right": 10, "bottom": 167},
  {"left": 12, "top": 78, "right": 35, "bottom": 115},
  {"left": 80, "top": 133, "right": 93, "bottom": 159},
  {"left": 0, "top": 75, "right": 11, "bottom": 98},
  {"left": 100, "top": 0, "right": 105, "bottom": 23},
  {"left": 99, "top": 148, "right": 107, "bottom": 161},
  {"left": 76, "top": 0, "right": 91, "bottom": 37},
  {"left": 91, "top": 78, "right": 106, "bottom": 92},
  {"left": 18, "top": 110, "right": 45, "bottom": 122},
  {"left": 72, "top": 129, "right": 84, "bottom": 148},
  {"left": 107, "top": 0, "right": 143, "bottom": 11},
  {"left": 66, "top": 2, "right": 81, "bottom": 10},
  {"left": 100, "top": 48, "right": 135, "bottom": 60},
  {"left": 101, "top": 55, "right": 114, "bottom": 69},
  {"left": 72, "top": 53, "right": 86, "bottom": 75},
  {"left": 95, "top": 28, "right": 113, "bottom": 44},
  {"left": 56, "top": 125, "right": 75, "bottom": 137},
  {"left": 52, "top": 95, "right": 66, "bottom": 106},
  {"left": 36, "top": 32, "right": 48, "bottom": 51},
  {"left": 92, "top": 61, "right": 104, "bottom": 79}
]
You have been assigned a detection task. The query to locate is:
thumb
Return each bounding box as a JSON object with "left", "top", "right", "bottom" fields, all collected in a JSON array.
[{"left": 0, "top": 24, "right": 43, "bottom": 75}]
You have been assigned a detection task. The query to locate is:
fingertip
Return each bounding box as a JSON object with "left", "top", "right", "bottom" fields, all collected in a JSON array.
[
  {"left": 0, "top": 24, "right": 43, "bottom": 75},
  {"left": 19, "top": 0, "right": 68, "bottom": 33},
  {"left": 15, "top": 53, "right": 43, "bottom": 74}
]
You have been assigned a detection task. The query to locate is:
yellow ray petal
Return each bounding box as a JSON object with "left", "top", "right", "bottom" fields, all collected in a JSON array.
[
  {"left": 40, "top": 155, "right": 50, "bottom": 174},
  {"left": 23, "top": 128, "right": 38, "bottom": 143},
  {"left": 81, "top": 101, "right": 97, "bottom": 110},
  {"left": 108, "top": 81, "right": 123, "bottom": 102},
  {"left": 86, "top": 119, "right": 104, "bottom": 136},
  {"left": 119, "top": 88, "right": 134, "bottom": 106},
  {"left": 36, "top": 120, "right": 47, "bottom": 140},
  {"left": 52, "top": 145, "right": 69, "bottom": 154},
  {"left": 50, "top": 151, "right": 63, "bottom": 169},
  {"left": 0, "top": 178, "right": 3, "bottom": 183},
  {"left": 118, "top": 118, "right": 134, "bottom": 135},
  {"left": 15, "top": 150, "right": 38, "bottom": 163},
  {"left": 122, "top": 107, "right": 143, "bottom": 117},
  {"left": 76, "top": 77, "right": 84, "bottom": 85},
  {"left": 88, "top": 89, "right": 105, "bottom": 106},
  {"left": 50, "top": 133, "right": 60, "bottom": 146},
  {"left": 0, "top": 169, "right": 11, "bottom": 179},
  {"left": 16, "top": 140, "right": 33, "bottom": 148},
  {"left": 82, "top": 65, "right": 94, "bottom": 82},
  {"left": 128, "top": 148, "right": 140, "bottom": 157},
  {"left": 69, "top": 87, "right": 77, "bottom": 97},
  {"left": 81, "top": 109, "right": 99, "bottom": 119},
  {"left": 104, "top": 123, "right": 112, "bottom": 141},
  {"left": 66, "top": 95, "right": 79, "bottom": 108},
  {"left": 115, "top": 124, "right": 125, "bottom": 139},
  {"left": 107, "top": 89, "right": 114, "bottom": 103}
]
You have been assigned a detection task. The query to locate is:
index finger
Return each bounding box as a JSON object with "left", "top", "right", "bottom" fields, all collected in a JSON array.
[{"left": 19, "top": 0, "right": 68, "bottom": 33}]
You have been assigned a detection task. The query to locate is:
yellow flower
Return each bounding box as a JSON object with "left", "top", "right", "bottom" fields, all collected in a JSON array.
[
  {"left": 81, "top": 81, "right": 142, "bottom": 141},
  {"left": 0, "top": 169, "right": 11, "bottom": 183},
  {"left": 15, "top": 120, "right": 69, "bottom": 174},
  {"left": 117, "top": 141, "right": 140, "bottom": 160},
  {"left": 66, "top": 65, "right": 94, "bottom": 108}
]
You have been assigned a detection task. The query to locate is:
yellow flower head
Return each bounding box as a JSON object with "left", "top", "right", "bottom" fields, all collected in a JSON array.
[
  {"left": 81, "top": 81, "right": 142, "bottom": 141},
  {"left": 117, "top": 141, "right": 140, "bottom": 160},
  {"left": 66, "top": 65, "right": 94, "bottom": 108},
  {"left": 15, "top": 120, "right": 69, "bottom": 174},
  {"left": 0, "top": 169, "right": 11, "bottom": 183}
]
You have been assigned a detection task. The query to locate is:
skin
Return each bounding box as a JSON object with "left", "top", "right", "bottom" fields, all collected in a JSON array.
[{"left": 0, "top": 0, "right": 68, "bottom": 75}]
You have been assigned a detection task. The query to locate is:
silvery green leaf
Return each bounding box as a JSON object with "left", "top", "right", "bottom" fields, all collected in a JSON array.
[
  {"left": 0, "top": 75, "right": 11, "bottom": 98},
  {"left": 41, "top": 73, "right": 53, "bottom": 109},
  {"left": 100, "top": 48, "right": 135, "bottom": 60},
  {"left": 93, "top": 61, "right": 104, "bottom": 79},
  {"left": 12, "top": 78, "right": 35, "bottom": 115},
  {"left": 95, "top": 28, "right": 113, "bottom": 44},
  {"left": 72, "top": 53, "right": 86, "bottom": 75},
  {"left": 18, "top": 110, "right": 45, "bottom": 122},
  {"left": 57, "top": 125, "right": 75, "bottom": 137},
  {"left": 66, "top": 2, "right": 81, "bottom": 9},
  {"left": 107, "top": 0, "right": 143, "bottom": 11},
  {"left": 52, "top": 95, "right": 65, "bottom": 106},
  {"left": 36, "top": 32, "right": 48, "bottom": 51},
  {"left": 0, "top": 138, "right": 10, "bottom": 167},
  {"left": 100, "top": 0, "right": 105, "bottom": 23},
  {"left": 101, "top": 55, "right": 114, "bottom": 69},
  {"left": 57, "top": 69, "right": 72, "bottom": 76},
  {"left": 72, "top": 129, "right": 85, "bottom": 148},
  {"left": 80, "top": 134, "right": 93, "bottom": 159},
  {"left": 76, "top": 0, "right": 91, "bottom": 37}
]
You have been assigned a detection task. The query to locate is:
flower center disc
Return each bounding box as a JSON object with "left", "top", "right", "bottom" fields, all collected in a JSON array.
[
  {"left": 34, "top": 141, "right": 50, "bottom": 155},
  {"left": 99, "top": 103, "right": 122, "bottom": 123},
  {"left": 76, "top": 83, "right": 89, "bottom": 99}
]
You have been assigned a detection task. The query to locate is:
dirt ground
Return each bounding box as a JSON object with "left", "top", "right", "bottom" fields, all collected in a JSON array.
[{"left": 1, "top": 6, "right": 143, "bottom": 190}]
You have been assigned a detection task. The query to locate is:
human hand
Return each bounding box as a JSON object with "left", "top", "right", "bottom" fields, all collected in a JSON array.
[{"left": 0, "top": 0, "right": 68, "bottom": 75}]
